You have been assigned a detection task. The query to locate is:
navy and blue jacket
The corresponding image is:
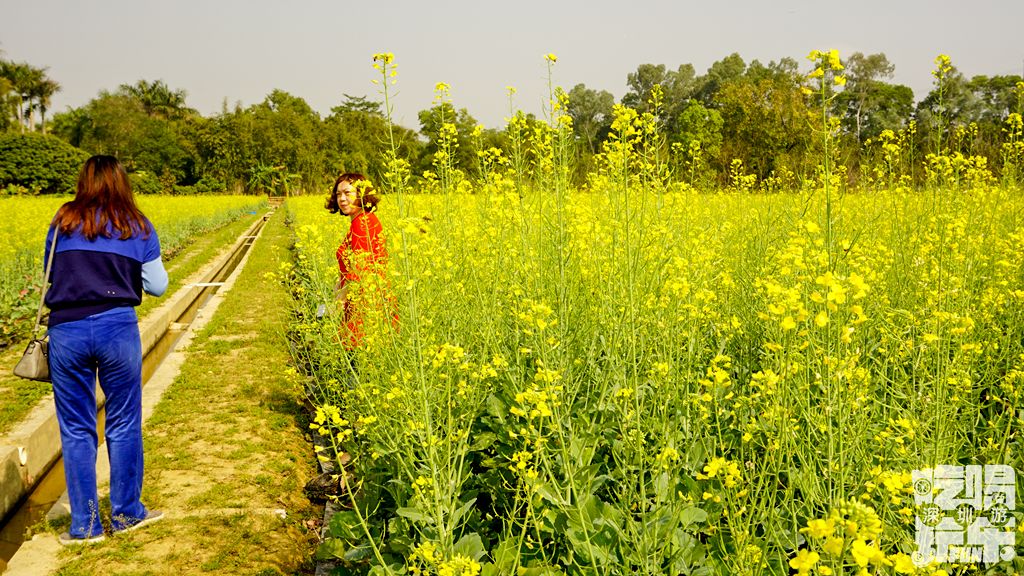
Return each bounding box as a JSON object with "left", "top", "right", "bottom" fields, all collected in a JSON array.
[{"left": 44, "top": 216, "right": 168, "bottom": 327}]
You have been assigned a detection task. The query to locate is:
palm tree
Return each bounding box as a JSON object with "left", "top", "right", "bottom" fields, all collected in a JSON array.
[
  {"left": 0, "top": 62, "right": 58, "bottom": 133},
  {"left": 0, "top": 61, "right": 38, "bottom": 133},
  {"left": 0, "top": 75, "right": 14, "bottom": 131},
  {"left": 27, "top": 76, "right": 60, "bottom": 134},
  {"left": 119, "top": 79, "right": 192, "bottom": 119}
]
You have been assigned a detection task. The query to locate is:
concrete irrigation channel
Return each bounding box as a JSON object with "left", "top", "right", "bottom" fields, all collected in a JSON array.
[{"left": 0, "top": 210, "right": 273, "bottom": 572}]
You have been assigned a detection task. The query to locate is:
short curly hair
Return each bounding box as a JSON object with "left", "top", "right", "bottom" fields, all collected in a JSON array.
[{"left": 325, "top": 172, "right": 381, "bottom": 214}]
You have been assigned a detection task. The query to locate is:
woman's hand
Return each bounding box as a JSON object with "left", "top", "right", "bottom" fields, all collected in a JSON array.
[{"left": 334, "top": 280, "right": 350, "bottom": 303}]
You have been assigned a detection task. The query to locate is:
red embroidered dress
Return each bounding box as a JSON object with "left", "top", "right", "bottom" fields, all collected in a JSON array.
[{"left": 336, "top": 212, "right": 391, "bottom": 348}]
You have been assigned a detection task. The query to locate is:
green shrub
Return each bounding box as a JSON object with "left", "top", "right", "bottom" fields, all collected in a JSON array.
[
  {"left": 129, "top": 171, "right": 163, "bottom": 195},
  {"left": 195, "top": 176, "right": 227, "bottom": 194},
  {"left": 1, "top": 184, "right": 30, "bottom": 195},
  {"left": 0, "top": 133, "right": 90, "bottom": 194}
]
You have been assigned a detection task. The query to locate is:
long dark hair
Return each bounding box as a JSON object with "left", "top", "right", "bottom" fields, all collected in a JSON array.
[
  {"left": 325, "top": 172, "right": 381, "bottom": 214},
  {"left": 53, "top": 155, "right": 151, "bottom": 240}
]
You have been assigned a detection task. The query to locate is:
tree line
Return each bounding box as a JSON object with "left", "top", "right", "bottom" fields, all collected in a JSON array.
[{"left": 2, "top": 51, "right": 1022, "bottom": 195}]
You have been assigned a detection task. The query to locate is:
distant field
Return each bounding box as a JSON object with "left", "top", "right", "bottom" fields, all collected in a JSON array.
[{"left": 0, "top": 195, "right": 266, "bottom": 347}]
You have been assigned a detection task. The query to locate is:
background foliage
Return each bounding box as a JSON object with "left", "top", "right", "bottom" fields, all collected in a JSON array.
[{"left": 3, "top": 52, "right": 1022, "bottom": 195}]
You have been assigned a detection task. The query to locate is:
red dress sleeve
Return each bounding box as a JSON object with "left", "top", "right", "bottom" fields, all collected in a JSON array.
[{"left": 339, "top": 214, "right": 385, "bottom": 285}]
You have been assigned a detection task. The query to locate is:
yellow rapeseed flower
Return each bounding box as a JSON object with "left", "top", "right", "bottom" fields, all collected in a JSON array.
[
  {"left": 850, "top": 539, "right": 890, "bottom": 568},
  {"left": 890, "top": 553, "right": 916, "bottom": 574},
  {"left": 789, "top": 549, "right": 819, "bottom": 575},
  {"left": 802, "top": 517, "right": 835, "bottom": 539},
  {"left": 827, "top": 49, "right": 843, "bottom": 70},
  {"left": 822, "top": 536, "right": 844, "bottom": 556}
]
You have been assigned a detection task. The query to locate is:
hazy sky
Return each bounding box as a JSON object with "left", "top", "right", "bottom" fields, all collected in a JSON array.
[{"left": 2, "top": 0, "right": 1022, "bottom": 129}]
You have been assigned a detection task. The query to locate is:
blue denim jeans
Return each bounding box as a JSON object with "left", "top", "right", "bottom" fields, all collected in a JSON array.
[{"left": 49, "top": 307, "right": 148, "bottom": 537}]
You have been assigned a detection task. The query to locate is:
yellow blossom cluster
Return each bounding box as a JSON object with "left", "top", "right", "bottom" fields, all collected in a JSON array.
[
  {"left": 806, "top": 48, "right": 847, "bottom": 89},
  {"left": 408, "top": 542, "right": 481, "bottom": 576},
  {"left": 510, "top": 379, "right": 562, "bottom": 420},
  {"left": 697, "top": 457, "right": 741, "bottom": 488},
  {"left": 792, "top": 500, "right": 939, "bottom": 575}
]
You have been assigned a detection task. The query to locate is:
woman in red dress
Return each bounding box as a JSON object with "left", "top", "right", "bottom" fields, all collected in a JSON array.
[{"left": 326, "top": 173, "right": 392, "bottom": 349}]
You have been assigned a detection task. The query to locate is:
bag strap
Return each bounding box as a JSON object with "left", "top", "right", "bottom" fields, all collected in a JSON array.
[{"left": 31, "top": 228, "right": 59, "bottom": 335}]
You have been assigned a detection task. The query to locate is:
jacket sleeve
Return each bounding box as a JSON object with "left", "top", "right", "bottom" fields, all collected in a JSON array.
[
  {"left": 142, "top": 257, "right": 169, "bottom": 296},
  {"left": 140, "top": 222, "right": 167, "bottom": 296}
]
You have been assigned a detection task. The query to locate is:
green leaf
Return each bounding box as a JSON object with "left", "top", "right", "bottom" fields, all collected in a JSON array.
[
  {"left": 534, "top": 483, "right": 562, "bottom": 505},
  {"left": 470, "top": 432, "right": 497, "bottom": 451},
  {"left": 580, "top": 494, "right": 601, "bottom": 522},
  {"left": 678, "top": 505, "right": 708, "bottom": 528},
  {"left": 388, "top": 515, "right": 411, "bottom": 535},
  {"left": 568, "top": 438, "right": 597, "bottom": 463},
  {"left": 315, "top": 537, "right": 348, "bottom": 560},
  {"left": 451, "top": 497, "right": 478, "bottom": 526},
  {"left": 589, "top": 474, "right": 613, "bottom": 494},
  {"left": 486, "top": 394, "right": 507, "bottom": 420},
  {"left": 643, "top": 509, "right": 675, "bottom": 542},
  {"left": 566, "top": 498, "right": 618, "bottom": 567},
  {"left": 368, "top": 565, "right": 406, "bottom": 576},
  {"left": 566, "top": 525, "right": 615, "bottom": 566},
  {"left": 396, "top": 507, "right": 432, "bottom": 524},
  {"left": 343, "top": 544, "right": 373, "bottom": 562},
  {"left": 453, "top": 532, "right": 487, "bottom": 561},
  {"left": 327, "top": 510, "right": 363, "bottom": 540},
  {"left": 572, "top": 463, "right": 601, "bottom": 494},
  {"left": 542, "top": 508, "right": 568, "bottom": 533},
  {"left": 490, "top": 537, "right": 519, "bottom": 569},
  {"left": 653, "top": 470, "right": 673, "bottom": 501},
  {"left": 386, "top": 534, "right": 415, "bottom": 556},
  {"left": 671, "top": 529, "right": 708, "bottom": 573},
  {"left": 684, "top": 442, "right": 707, "bottom": 469}
]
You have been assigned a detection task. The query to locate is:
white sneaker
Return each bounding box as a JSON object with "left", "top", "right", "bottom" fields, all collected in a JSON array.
[
  {"left": 114, "top": 509, "right": 165, "bottom": 534},
  {"left": 58, "top": 531, "right": 106, "bottom": 546}
]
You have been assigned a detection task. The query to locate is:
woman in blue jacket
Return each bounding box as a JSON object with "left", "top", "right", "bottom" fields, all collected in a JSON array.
[{"left": 45, "top": 155, "right": 168, "bottom": 545}]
